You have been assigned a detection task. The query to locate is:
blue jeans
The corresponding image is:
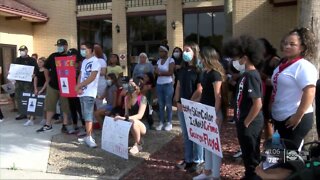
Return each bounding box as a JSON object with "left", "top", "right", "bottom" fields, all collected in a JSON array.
[
  {"left": 178, "top": 111, "right": 204, "bottom": 163},
  {"left": 79, "top": 96, "right": 95, "bottom": 122},
  {"left": 156, "top": 83, "right": 174, "bottom": 124}
]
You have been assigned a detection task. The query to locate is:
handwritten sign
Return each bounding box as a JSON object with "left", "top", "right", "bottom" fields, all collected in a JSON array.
[
  {"left": 1, "top": 82, "right": 15, "bottom": 94},
  {"left": 7, "top": 64, "right": 34, "bottom": 82},
  {"left": 55, "top": 56, "right": 77, "bottom": 97},
  {"left": 19, "top": 92, "right": 45, "bottom": 116},
  {"left": 181, "top": 98, "right": 223, "bottom": 158},
  {"left": 101, "top": 116, "right": 132, "bottom": 159}
]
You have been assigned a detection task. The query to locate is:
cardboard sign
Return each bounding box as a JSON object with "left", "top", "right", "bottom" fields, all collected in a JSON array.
[
  {"left": 7, "top": 64, "right": 34, "bottom": 82},
  {"left": 1, "top": 82, "right": 15, "bottom": 94},
  {"left": 55, "top": 56, "right": 77, "bottom": 97},
  {"left": 19, "top": 92, "right": 45, "bottom": 116},
  {"left": 101, "top": 116, "right": 132, "bottom": 159},
  {"left": 181, "top": 98, "right": 223, "bottom": 158}
]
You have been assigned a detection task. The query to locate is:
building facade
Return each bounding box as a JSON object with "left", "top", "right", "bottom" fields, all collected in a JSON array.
[{"left": 1, "top": 0, "right": 299, "bottom": 83}]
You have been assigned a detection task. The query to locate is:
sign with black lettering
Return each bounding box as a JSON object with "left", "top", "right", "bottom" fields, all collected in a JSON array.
[
  {"left": 19, "top": 92, "right": 45, "bottom": 116},
  {"left": 181, "top": 98, "right": 222, "bottom": 158}
]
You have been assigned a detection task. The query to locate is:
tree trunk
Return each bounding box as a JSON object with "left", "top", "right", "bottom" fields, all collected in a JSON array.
[
  {"left": 224, "top": 0, "right": 233, "bottom": 39},
  {"left": 298, "top": 0, "right": 320, "bottom": 143}
]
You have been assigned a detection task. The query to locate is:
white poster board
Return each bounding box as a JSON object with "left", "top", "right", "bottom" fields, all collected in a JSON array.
[
  {"left": 181, "top": 98, "right": 223, "bottom": 158},
  {"left": 101, "top": 116, "right": 132, "bottom": 159},
  {"left": 7, "top": 64, "right": 34, "bottom": 82}
]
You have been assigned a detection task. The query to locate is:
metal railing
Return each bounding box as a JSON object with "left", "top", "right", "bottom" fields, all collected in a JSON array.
[
  {"left": 183, "top": 0, "right": 212, "bottom": 2},
  {"left": 77, "top": 0, "right": 111, "bottom": 11},
  {"left": 126, "top": 0, "right": 164, "bottom": 8}
]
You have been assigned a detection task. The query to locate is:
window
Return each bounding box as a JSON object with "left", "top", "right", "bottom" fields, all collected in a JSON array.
[{"left": 184, "top": 11, "right": 225, "bottom": 50}]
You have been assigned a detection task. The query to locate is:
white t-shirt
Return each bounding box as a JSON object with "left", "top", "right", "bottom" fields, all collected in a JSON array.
[
  {"left": 98, "top": 58, "right": 107, "bottom": 69},
  {"left": 79, "top": 56, "right": 101, "bottom": 98},
  {"left": 156, "top": 57, "right": 175, "bottom": 84},
  {"left": 271, "top": 59, "right": 318, "bottom": 121}
]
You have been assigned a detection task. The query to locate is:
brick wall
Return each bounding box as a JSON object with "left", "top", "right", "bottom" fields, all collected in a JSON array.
[
  {"left": 20, "top": 0, "right": 77, "bottom": 58},
  {"left": 233, "top": 0, "right": 297, "bottom": 52}
]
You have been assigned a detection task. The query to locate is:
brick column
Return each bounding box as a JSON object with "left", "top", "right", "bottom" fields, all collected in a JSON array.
[
  {"left": 112, "top": 0, "right": 128, "bottom": 75},
  {"left": 166, "top": 0, "right": 184, "bottom": 54}
]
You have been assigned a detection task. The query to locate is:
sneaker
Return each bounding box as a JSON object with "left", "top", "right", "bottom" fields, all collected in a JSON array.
[
  {"left": 228, "top": 119, "right": 236, "bottom": 124},
  {"left": 15, "top": 115, "right": 27, "bottom": 120},
  {"left": 164, "top": 123, "right": 172, "bottom": 131},
  {"left": 78, "top": 136, "right": 87, "bottom": 144},
  {"left": 156, "top": 123, "right": 164, "bottom": 131},
  {"left": 176, "top": 160, "right": 187, "bottom": 169},
  {"left": 61, "top": 125, "right": 68, "bottom": 133},
  {"left": 36, "top": 125, "right": 53, "bottom": 133},
  {"left": 0, "top": 119, "right": 3, "bottom": 123},
  {"left": 39, "top": 119, "right": 46, "bottom": 125},
  {"left": 187, "top": 162, "right": 204, "bottom": 173},
  {"left": 193, "top": 173, "right": 214, "bottom": 180},
  {"left": 66, "top": 125, "right": 76, "bottom": 134},
  {"left": 24, "top": 120, "right": 34, "bottom": 126},
  {"left": 77, "top": 127, "right": 87, "bottom": 137},
  {"left": 129, "top": 143, "right": 142, "bottom": 155},
  {"left": 84, "top": 136, "right": 97, "bottom": 148},
  {"left": 233, "top": 150, "right": 242, "bottom": 158}
]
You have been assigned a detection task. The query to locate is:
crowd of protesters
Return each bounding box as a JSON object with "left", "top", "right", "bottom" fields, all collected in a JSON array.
[{"left": 0, "top": 26, "right": 320, "bottom": 179}]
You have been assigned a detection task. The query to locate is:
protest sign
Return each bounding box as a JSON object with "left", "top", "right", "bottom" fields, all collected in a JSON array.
[
  {"left": 55, "top": 56, "right": 77, "bottom": 97},
  {"left": 181, "top": 98, "right": 223, "bottom": 158},
  {"left": 1, "top": 82, "right": 15, "bottom": 94},
  {"left": 19, "top": 92, "right": 45, "bottom": 116},
  {"left": 101, "top": 116, "right": 132, "bottom": 159},
  {"left": 7, "top": 64, "right": 34, "bottom": 82}
]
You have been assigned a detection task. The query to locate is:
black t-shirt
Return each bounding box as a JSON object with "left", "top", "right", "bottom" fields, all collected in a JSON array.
[
  {"left": 178, "top": 66, "right": 201, "bottom": 100},
  {"left": 37, "top": 70, "right": 45, "bottom": 87},
  {"left": 200, "top": 70, "right": 222, "bottom": 106},
  {"left": 234, "top": 70, "right": 263, "bottom": 121},
  {"left": 44, "top": 52, "right": 68, "bottom": 90},
  {"left": 13, "top": 56, "right": 39, "bottom": 82}
]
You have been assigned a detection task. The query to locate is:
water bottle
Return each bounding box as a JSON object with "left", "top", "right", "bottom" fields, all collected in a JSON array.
[{"left": 272, "top": 130, "right": 281, "bottom": 147}]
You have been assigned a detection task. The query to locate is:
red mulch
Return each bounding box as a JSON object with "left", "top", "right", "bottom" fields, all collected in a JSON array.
[{"left": 123, "top": 121, "right": 247, "bottom": 180}]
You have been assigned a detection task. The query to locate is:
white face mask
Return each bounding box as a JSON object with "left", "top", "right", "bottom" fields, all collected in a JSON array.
[
  {"left": 20, "top": 51, "right": 26, "bottom": 57},
  {"left": 232, "top": 60, "right": 245, "bottom": 73},
  {"left": 173, "top": 52, "right": 180, "bottom": 59},
  {"left": 106, "top": 80, "right": 112, "bottom": 86}
]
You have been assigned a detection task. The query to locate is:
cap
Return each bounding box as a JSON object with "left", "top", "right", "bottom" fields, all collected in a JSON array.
[
  {"left": 55, "top": 39, "right": 68, "bottom": 46},
  {"left": 19, "top": 45, "right": 28, "bottom": 51}
]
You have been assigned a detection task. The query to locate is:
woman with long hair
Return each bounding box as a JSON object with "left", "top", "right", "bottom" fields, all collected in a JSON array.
[
  {"left": 107, "top": 54, "right": 123, "bottom": 78},
  {"left": 193, "top": 46, "right": 226, "bottom": 179},
  {"left": 115, "top": 81, "right": 148, "bottom": 155},
  {"left": 174, "top": 42, "right": 204, "bottom": 173}
]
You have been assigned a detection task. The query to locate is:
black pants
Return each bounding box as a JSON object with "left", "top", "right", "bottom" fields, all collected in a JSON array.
[
  {"left": 0, "top": 108, "right": 3, "bottom": 119},
  {"left": 316, "top": 79, "right": 320, "bottom": 137},
  {"left": 273, "top": 112, "right": 313, "bottom": 150},
  {"left": 236, "top": 117, "right": 263, "bottom": 178},
  {"left": 68, "top": 97, "right": 84, "bottom": 126}
]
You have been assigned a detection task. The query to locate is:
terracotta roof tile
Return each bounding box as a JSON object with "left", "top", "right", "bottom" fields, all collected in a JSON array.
[{"left": 0, "top": 0, "right": 48, "bottom": 21}]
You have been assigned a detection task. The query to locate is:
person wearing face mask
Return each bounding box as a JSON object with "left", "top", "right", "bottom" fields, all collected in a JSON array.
[
  {"left": 171, "top": 47, "right": 183, "bottom": 103},
  {"left": 13, "top": 45, "right": 39, "bottom": 121},
  {"left": 174, "top": 42, "right": 204, "bottom": 173},
  {"left": 76, "top": 42, "right": 101, "bottom": 148},
  {"left": 94, "top": 73, "right": 118, "bottom": 126},
  {"left": 132, "top": 52, "right": 154, "bottom": 83},
  {"left": 36, "top": 39, "right": 71, "bottom": 133},
  {"left": 223, "top": 35, "right": 264, "bottom": 179},
  {"left": 155, "top": 43, "right": 175, "bottom": 131}
]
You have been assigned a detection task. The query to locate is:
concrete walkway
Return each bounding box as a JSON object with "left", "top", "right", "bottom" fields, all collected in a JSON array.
[{"left": 0, "top": 102, "right": 95, "bottom": 179}]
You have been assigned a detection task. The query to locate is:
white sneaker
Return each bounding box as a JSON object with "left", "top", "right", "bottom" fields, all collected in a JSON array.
[
  {"left": 129, "top": 143, "right": 142, "bottom": 155},
  {"left": 156, "top": 123, "right": 164, "bottom": 131},
  {"left": 164, "top": 123, "right": 172, "bottom": 131},
  {"left": 0, "top": 119, "right": 3, "bottom": 123},
  {"left": 78, "top": 136, "right": 86, "bottom": 144},
  {"left": 85, "top": 136, "right": 97, "bottom": 148},
  {"left": 24, "top": 120, "right": 34, "bottom": 126},
  {"left": 233, "top": 150, "right": 242, "bottom": 158},
  {"left": 193, "top": 173, "right": 214, "bottom": 180}
]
